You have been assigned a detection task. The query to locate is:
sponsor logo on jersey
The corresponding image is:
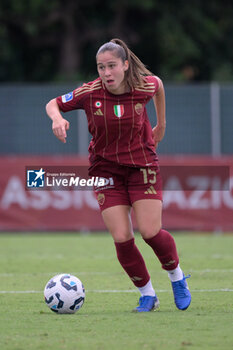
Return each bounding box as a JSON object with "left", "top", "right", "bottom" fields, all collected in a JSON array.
[
  {"left": 61, "top": 92, "right": 73, "bottom": 103},
  {"left": 94, "top": 109, "right": 103, "bottom": 116},
  {"left": 113, "top": 105, "right": 124, "bottom": 118},
  {"left": 135, "top": 103, "right": 143, "bottom": 115}
]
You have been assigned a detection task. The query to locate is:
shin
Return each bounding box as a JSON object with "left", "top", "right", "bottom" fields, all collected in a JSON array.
[
  {"left": 144, "top": 229, "right": 179, "bottom": 270},
  {"left": 114, "top": 238, "right": 150, "bottom": 287}
]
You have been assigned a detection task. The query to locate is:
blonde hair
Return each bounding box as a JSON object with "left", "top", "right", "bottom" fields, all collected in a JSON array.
[{"left": 96, "top": 38, "right": 153, "bottom": 89}]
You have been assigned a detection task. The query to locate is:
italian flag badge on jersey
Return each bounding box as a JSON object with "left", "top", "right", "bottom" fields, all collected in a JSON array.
[{"left": 114, "top": 105, "right": 124, "bottom": 118}]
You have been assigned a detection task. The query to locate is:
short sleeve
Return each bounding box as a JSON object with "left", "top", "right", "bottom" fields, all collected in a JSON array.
[
  {"left": 56, "top": 89, "right": 84, "bottom": 112},
  {"left": 56, "top": 78, "right": 102, "bottom": 112},
  {"left": 145, "top": 76, "right": 160, "bottom": 95}
]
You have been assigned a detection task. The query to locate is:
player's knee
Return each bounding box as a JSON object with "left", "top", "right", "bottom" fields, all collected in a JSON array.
[
  {"left": 138, "top": 222, "right": 162, "bottom": 239},
  {"left": 110, "top": 229, "right": 133, "bottom": 243}
]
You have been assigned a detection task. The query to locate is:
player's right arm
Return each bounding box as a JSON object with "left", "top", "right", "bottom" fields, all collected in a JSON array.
[{"left": 46, "top": 98, "right": 70, "bottom": 144}]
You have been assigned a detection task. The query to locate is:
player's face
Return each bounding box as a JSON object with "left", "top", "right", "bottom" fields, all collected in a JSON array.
[{"left": 97, "top": 51, "right": 129, "bottom": 94}]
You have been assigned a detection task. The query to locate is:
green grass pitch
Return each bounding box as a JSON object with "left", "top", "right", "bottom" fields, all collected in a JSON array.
[{"left": 0, "top": 232, "right": 232, "bottom": 350}]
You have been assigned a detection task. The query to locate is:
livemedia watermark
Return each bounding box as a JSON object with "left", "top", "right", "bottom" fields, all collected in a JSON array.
[{"left": 26, "top": 166, "right": 114, "bottom": 191}]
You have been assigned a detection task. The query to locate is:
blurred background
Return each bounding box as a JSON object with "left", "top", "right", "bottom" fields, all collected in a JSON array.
[{"left": 0, "top": 0, "right": 232, "bottom": 232}]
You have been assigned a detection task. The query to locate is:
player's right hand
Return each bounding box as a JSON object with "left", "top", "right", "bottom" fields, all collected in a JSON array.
[{"left": 52, "top": 118, "right": 70, "bottom": 143}]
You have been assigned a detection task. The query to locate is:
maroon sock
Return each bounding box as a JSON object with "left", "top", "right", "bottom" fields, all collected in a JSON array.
[
  {"left": 144, "top": 229, "right": 179, "bottom": 270},
  {"left": 114, "top": 238, "right": 150, "bottom": 287}
]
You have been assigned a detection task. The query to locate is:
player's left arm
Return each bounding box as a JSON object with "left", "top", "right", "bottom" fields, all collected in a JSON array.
[{"left": 152, "top": 76, "right": 166, "bottom": 149}]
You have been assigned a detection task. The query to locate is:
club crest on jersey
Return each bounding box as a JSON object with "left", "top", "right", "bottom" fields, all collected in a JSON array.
[
  {"left": 61, "top": 92, "right": 73, "bottom": 103},
  {"left": 113, "top": 105, "right": 124, "bottom": 118},
  {"left": 135, "top": 103, "right": 143, "bottom": 115}
]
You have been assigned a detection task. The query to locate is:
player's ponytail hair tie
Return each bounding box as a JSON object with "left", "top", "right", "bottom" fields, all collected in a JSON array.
[{"left": 96, "top": 38, "right": 153, "bottom": 89}]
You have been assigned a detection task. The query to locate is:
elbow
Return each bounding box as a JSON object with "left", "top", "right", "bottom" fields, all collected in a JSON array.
[
  {"left": 45, "top": 100, "right": 51, "bottom": 114},
  {"left": 45, "top": 98, "right": 57, "bottom": 114}
]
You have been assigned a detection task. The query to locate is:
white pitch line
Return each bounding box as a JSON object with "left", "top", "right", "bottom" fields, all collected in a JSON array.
[
  {"left": 0, "top": 269, "right": 233, "bottom": 277},
  {"left": 0, "top": 290, "right": 41, "bottom": 294},
  {"left": 86, "top": 289, "right": 233, "bottom": 293},
  {"left": 189, "top": 269, "right": 233, "bottom": 273},
  {"left": 0, "top": 272, "right": 118, "bottom": 277},
  {"left": 0, "top": 289, "right": 232, "bottom": 294}
]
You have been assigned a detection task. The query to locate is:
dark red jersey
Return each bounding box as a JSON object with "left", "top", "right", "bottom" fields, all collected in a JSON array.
[{"left": 56, "top": 76, "right": 159, "bottom": 167}]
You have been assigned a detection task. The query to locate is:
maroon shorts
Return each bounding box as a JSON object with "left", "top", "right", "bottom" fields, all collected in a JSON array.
[{"left": 89, "top": 159, "right": 163, "bottom": 211}]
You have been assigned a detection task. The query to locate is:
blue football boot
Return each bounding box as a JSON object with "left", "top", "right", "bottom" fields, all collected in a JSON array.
[
  {"left": 171, "top": 274, "right": 191, "bottom": 310},
  {"left": 133, "top": 295, "right": 160, "bottom": 312}
]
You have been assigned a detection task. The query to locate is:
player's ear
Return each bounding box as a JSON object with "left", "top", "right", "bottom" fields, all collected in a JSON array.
[{"left": 123, "top": 60, "right": 129, "bottom": 71}]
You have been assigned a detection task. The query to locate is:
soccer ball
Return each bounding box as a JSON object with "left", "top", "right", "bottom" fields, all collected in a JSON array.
[{"left": 44, "top": 274, "right": 85, "bottom": 314}]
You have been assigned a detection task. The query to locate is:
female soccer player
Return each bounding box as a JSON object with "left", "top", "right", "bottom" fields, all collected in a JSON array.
[{"left": 46, "top": 38, "right": 191, "bottom": 312}]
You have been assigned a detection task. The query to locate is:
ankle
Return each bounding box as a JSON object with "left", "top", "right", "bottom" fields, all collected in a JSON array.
[{"left": 167, "top": 264, "right": 184, "bottom": 282}]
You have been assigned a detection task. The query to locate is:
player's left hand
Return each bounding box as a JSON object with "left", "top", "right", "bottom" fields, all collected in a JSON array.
[{"left": 152, "top": 124, "right": 166, "bottom": 150}]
